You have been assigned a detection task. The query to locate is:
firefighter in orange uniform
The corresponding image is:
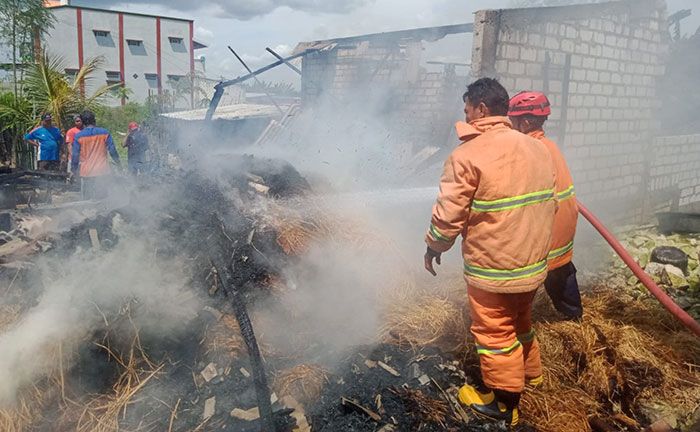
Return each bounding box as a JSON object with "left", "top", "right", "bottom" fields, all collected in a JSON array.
[
  {"left": 509, "top": 91, "right": 582, "bottom": 321},
  {"left": 424, "top": 78, "right": 557, "bottom": 426}
]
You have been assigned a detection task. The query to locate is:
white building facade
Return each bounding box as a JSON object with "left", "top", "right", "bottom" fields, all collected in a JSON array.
[{"left": 43, "top": 0, "right": 205, "bottom": 106}]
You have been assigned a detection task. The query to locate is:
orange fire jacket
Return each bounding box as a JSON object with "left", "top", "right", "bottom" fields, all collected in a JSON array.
[
  {"left": 528, "top": 130, "right": 577, "bottom": 270},
  {"left": 426, "top": 117, "right": 557, "bottom": 294}
]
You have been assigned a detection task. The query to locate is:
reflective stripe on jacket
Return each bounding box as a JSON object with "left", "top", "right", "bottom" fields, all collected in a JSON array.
[
  {"left": 528, "top": 130, "right": 578, "bottom": 270},
  {"left": 425, "top": 117, "right": 557, "bottom": 294}
]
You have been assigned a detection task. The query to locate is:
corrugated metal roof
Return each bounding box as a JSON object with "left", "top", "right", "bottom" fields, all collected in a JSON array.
[
  {"left": 292, "top": 23, "right": 473, "bottom": 54},
  {"left": 160, "top": 104, "right": 286, "bottom": 121}
]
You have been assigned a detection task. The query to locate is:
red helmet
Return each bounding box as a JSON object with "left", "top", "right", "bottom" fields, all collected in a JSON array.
[
  {"left": 508, "top": 91, "right": 551, "bottom": 117},
  {"left": 128, "top": 121, "right": 139, "bottom": 131}
]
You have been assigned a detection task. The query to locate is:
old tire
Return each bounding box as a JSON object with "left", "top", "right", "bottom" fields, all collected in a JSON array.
[{"left": 650, "top": 246, "right": 688, "bottom": 274}]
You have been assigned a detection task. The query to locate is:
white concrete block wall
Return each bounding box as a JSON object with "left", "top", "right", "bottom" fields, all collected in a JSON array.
[
  {"left": 473, "top": 0, "right": 671, "bottom": 219},
  {"left": 651, "top": 135, "right": 700, "bottom": 206}
]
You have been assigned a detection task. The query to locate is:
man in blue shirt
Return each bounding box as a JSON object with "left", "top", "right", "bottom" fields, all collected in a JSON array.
[{"left": 24, "top": 113, "right": 64, "bottom": 171}]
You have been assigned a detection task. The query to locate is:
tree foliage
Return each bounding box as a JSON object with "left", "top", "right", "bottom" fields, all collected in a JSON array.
[
  {"left": 0, "top": 0, "right": 56, "bottom": 95},
  {"left": 509, "top": 0, "right": 608, "bottom": 6},
  {"left": 242, "top": 80, "right": 299, "bottom": 97},
  {"left": 0, "top": 52, "right": 122, "bottom": 166},
  {"left": 22, "top": 52, "right": 120, "bottom": 130},
  {"left": 94, "top": 102, "right": 155, "bottom": 159}
]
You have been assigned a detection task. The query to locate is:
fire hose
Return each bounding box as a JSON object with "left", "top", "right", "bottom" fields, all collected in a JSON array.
[{"left": 577, "top": 200, "right": 700, "bottom": 338}]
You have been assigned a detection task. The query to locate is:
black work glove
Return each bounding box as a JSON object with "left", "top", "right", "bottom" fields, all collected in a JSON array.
[{"left": 424, "top": 246, "right": 442, "bottom": 276}]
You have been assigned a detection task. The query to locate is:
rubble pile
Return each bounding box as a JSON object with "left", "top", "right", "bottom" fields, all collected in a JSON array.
[
  {"left": 0, "top": 169, "right": 75, "bottom": 209},
  {"left": 0, "top": 156, "right": 316, "bottom": 431},
  {"left": 308, "top": 344, "right": 516, "bottom": 432},
  {"left": 604, "top": 226, "right": 700, "bottom": 320}
]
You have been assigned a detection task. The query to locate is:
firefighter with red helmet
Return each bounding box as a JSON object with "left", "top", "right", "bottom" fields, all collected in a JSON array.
[
  {"left": 124, "top": 121, "right": 149, "bottom": 176},
  {"left": 508, "top": 91, "right": 582, "bottom": 321}
]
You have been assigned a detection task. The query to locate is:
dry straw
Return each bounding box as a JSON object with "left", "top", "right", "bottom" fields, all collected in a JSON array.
[
  {"left": 274, "top": 364, "right": 330, "bottom": 406},
  {"left": 377, "top": 278, "right": 700, "bottom": 432}
]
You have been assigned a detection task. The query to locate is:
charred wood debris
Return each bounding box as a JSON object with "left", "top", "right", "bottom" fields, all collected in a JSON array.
[{"left": 0, "top": 156, "right": 521, "bottom": 432}]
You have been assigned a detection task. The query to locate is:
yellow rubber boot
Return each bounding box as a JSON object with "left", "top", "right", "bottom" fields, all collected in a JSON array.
[{"left": 458, "top": 384, "right": 519, "bottom": 427}]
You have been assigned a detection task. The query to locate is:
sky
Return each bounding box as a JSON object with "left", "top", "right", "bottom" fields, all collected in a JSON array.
[{"left": 71, "top": 0, "right": 700, "bottom": 84}]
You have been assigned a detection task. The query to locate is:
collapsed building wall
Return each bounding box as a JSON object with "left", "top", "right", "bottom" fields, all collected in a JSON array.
[
  {"left": 472, "top": 0, "right": 670, "bottom": 221},
  {"left": 298, "top": 26, "right": 470, "bottom": 160}
]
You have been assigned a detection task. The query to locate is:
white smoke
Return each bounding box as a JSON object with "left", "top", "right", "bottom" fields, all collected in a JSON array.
[{"left": 0, "top": 215, "right": 200, "bottom": 403}]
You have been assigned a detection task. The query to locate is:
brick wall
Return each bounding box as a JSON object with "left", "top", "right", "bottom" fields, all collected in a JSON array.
[
  {"left": 650, "top": 134, "right": 700, "bottom": 207},
  {"left": 301, "top": 41, "right": 464, "bottom": 157},
  {"left": 472, "top": 0, "right": 670, "bottom": 221}
]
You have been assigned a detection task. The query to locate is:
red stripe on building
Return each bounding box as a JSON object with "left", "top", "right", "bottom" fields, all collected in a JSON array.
[
  {"left": 189, "top": 21, "right": 194, "bottom": 108},
  {"left": 156, "top": 17, "right": 162, "bottom": 96},
  {"left": 76, "top": 8, "right": 84, "bottom": 95},
  {"left": 118, "top": 13, "right": 125, "bottom": 106},
  {"left": 76, "top": 9, "right": 84, "bottom": 67}
]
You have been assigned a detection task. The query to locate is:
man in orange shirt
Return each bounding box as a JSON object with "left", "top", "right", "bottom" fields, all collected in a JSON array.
[
  {"left": 508, "top": 91, "right": 582, "bottom": 321},
  {"left": 424, "top": 78, "right": 557, "bottom": 426},
  {"left": 64, "top": 115, "right": 84, "bottom": 172}
]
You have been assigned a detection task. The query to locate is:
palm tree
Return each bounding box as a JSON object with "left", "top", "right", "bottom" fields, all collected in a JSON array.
[
  {"left": 0, "top": 91, "right": 33, "bottom": 166},
  {"left": 23, "top": 52, "right": 121, "bottom": 129},
  {"left": 0, "top": 51, "right": 121, "bottom": 167}
]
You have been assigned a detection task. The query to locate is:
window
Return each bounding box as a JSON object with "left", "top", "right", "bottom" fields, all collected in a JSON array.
[
  {"left": 145, "top": 73, "right": 159, "bottom": 89},
  {"left": 169, "top": 36, "right": 187, "bottom": 53},
  {"left": 106, "top": 71, "right": 122, "bottom": 89},
  {"left": 127, "top": 39, "right": 147, "bottom": 55},
  {"left": 93, "top": 29, "right": 115, "bottom": 47},
  {"left": 106, "top": 72, "right": 123, "bottom": 97},
  {"left": 65, "top": 68, "right": 78, "bottom": 83},
  {"left": 106, "top": 71, "right": 121, "bottom": 81}
]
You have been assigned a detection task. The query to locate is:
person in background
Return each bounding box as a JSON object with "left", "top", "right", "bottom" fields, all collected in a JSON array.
[
  {"left": 424, "top": 78, "right": 557, "bottom": 427},
  {"left": 64, "top": 114, "right": 84, "bottom": 173},
  {"left": 71, "top": 110, "right": 121, "bottom": 199},
  {"left": 24, "top": 113, "right": 63, "bottom": 171},
  {"left": 508, "top": 91, "right": 582, "bottom": 321},
  {"left": 123, "top": 121, "right": 149, "bottom": 176}
]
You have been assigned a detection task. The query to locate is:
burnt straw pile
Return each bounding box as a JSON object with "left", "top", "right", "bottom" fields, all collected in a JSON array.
[
  {"left": 0, "top": 155, "right": 490, "bottom": 432},
  {"left": 0, "top": 155, "right": 699, "bottom": 432}
]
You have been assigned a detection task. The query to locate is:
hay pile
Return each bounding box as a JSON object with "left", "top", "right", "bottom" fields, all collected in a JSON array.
[
  {"left": 523, "top": 291, "right": 700, "bottom": 431},
  {"left": 379, "top": 294, "right": 468, "bottom": 352},
  {"left": 0, "top": 387, "right": 50, "bottom": 432},
  {"left": 61, "top": 337, "right": 163, "bottom": 432},
  {"left": 378, "top": 274, "right": 469, "bottom": 353},
  {"left": 264, "top": 198, "right": 401, "bottom": 258},
  {"left": 274, "top": 364, "right": 329, "bottom": 406},
  {"left": 379, "top": 279, "right": 700, "bottom": 431},
  {"left": 0, "top": 303, "right": 20, "bottom": 332}
]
